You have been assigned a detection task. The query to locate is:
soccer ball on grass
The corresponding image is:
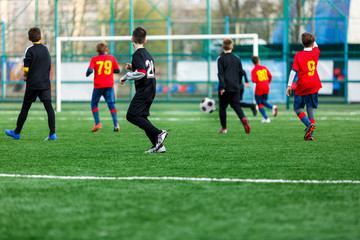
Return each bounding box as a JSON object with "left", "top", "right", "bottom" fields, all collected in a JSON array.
[{"left": 200, "top": 97, "right": 216, "bottom": 114}]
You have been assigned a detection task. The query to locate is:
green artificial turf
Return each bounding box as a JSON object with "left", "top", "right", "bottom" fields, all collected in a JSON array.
[{"left": 0, "top": 102, "right": 359, "bottom": 240}]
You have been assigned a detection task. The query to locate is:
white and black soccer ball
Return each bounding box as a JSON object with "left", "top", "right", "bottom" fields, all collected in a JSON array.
[{"left": 200, "top": 97, "right": 216, "bottom": 114}]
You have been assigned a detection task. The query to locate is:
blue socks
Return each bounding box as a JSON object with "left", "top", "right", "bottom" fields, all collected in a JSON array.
[{"left": 259, "top": 107, "right": 268, "bottom": 119}]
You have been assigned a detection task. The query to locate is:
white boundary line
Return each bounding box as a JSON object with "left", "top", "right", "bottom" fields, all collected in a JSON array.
[{"left": 0, "top": 174, "right": 359, "bottom": 184}]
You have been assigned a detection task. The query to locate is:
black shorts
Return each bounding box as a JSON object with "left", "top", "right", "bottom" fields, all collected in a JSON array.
[{"left": 24, "top": 88, "right": 52, "bottom": 103}]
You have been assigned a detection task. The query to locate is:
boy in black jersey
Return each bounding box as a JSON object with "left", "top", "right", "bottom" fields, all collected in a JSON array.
[
  {"left": 217, "top": 39, "right": 250, "bottom": 134},
  {"left": 120, "top": 27, "right": 167, "bottom": 153},
  {"left": 5, "top": 27, "right": 56, "bottom": 141}
]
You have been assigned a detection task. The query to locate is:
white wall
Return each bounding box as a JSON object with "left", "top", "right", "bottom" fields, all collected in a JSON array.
[
  {"left": 348, "top": 60, "right": 360, "bottom": 103},
  {"left": 61, "top": 62, "right": 93, "bottom": 101}
]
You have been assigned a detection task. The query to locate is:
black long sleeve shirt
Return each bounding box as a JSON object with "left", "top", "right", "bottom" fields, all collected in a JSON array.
[
  {"left": 23, "top": 43, "right": 51, "bottom": 90},
  {"left": 217, "top": 52, "right": 244, "bottom": 92}
]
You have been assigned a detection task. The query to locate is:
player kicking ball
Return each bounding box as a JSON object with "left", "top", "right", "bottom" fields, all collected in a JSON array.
[
  {"left": 120, "top": 27, "right": 167, "bottom": 153},
  {"left": 286, "top": 32, "right": 322, "bottom": 141},
  {"left": 86, "top": 41, "right": 120, "bottom": 132},
  {"left": 251, "top": 56, "right": 277, "bottom": 123}
]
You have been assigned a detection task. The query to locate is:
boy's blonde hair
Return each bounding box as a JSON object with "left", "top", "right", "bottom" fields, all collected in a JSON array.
[
  {"left": 301, "top": 32, "right": 315, "bottom": 48},
  {"left": 96, "top": 41, "right": 107, "bottom": 54},
  {"left": 222, "top": 39, "right": 233, "bottom": 51}
]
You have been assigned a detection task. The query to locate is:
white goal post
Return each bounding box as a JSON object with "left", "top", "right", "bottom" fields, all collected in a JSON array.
[{"left": 56, "top": 33, "right": 259, "bottom": 112}]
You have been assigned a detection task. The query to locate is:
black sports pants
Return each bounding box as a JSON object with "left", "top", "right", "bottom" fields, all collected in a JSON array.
[
  {"left": 219, "top": 91, "right": 245, "bottom": 128},
  {"left": 126, "top": 112, "right": 161, "bottom": 146},
  {"left": 15, "top": 88, "right": 55, "bottom": 135},
  {"left": 15, "top": 100, "right": 55, "bottom": 135}
]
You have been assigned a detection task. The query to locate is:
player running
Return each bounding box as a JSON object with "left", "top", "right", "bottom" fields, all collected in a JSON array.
[
  {"left": 86, "top": 41, "right": 120, "bottom": 132},
  {"left": 217, "top": 39, "right": 251, "bottom": 134},
  {"left": 251, "top": 56, "right": 277, "bottom": 123},
  {"left": 286, "top": 32, "right": 322, "bottom": 140},
  {"left": 120, "top": 27, "right": 168, "bottom": 153}
]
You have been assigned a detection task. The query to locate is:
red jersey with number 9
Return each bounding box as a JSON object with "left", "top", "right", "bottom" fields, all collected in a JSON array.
[
  {"left": 88, "top": 54, "right": 119, "bottom": 88},
  {"left": 292, "top": 47, "right": 322, "bottom": 96}
]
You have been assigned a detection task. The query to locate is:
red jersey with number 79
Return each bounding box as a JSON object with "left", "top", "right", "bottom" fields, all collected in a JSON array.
[
  {"left": 292, "top": 47, "right": 322, "bottom": 96},
  {"left": 88, "top": 54, "right": 119, "bottom": 88}
]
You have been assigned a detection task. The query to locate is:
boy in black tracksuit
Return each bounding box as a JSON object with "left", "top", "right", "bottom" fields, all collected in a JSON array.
[
  {"left": 120, "top": 26, "right": 167, "bottom": 153},
  {"left": 217, "top": 39, "right": 250, "bottom": 134},
  {"left": 5, "top": 27, "right": 56, "bottom": 141}
]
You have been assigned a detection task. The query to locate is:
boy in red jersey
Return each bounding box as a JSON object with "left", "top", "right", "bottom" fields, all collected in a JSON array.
[
  {"left": 286, "top": 32, "right": 322, "bottom": 140},
  {"left": 120, "top": 27, "right": 167, "bottom": 153},
  {"left": 251, "top": 56, "right": 277, "bottom": 123},
  {"left": 86, "top": 41, "right": 120, "bottom": 132}
]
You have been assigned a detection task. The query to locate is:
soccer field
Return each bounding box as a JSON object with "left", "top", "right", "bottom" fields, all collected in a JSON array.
[{"left": 0, "top": 102, "right": 359, "bottom": 240}]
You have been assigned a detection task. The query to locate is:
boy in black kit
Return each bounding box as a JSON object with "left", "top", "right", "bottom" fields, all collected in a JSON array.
[
  {"left": 217, "top": 39, "right": 250, "bottom": 134},
  {"left": 120, "top": 27, "right": 167, "bottom": 153},
  {"left": 5, "top": 27, "right": 56, "bottom": 141}
]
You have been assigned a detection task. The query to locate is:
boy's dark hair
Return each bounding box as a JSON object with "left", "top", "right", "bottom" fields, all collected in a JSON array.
[
  {"left": 222, "top": 39, "right": 233, "bottom": 51},
  {"left": 252, "top": 56, "right": 260, "bottom": 65},
  {"left": 132, "top": 27, "right": 147, "bottom": 44},
  {"left": 96, "top": 41, "right": 107, "bottom": 54},
  {"left": 301, "top": 32, "right": 315, "bottom": 47},
  {"left": 28, "top": 27, "right": 41, "bottom": 42}
]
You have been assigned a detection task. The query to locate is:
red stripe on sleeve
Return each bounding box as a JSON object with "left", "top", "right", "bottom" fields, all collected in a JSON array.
[
  {"left": 298, "top": 112, "right": 306, "bottom": 120},
  {"left": 137, "top": 69, "right": 146, "bottom": 74},
  {"left": 92, "top": 108, "right": 99, "bottom": 113},
  {"left": 110, "top": 109, "right": 117, "bottom": 113}
]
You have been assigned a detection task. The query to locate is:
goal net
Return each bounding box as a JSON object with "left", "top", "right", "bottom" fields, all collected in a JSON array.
[{"left": 56, "top": 33, "right": 259, "bottom": 112}]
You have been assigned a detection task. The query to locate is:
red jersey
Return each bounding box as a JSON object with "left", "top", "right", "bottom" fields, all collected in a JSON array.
[
  {"left": 88, "top": 54, "right": 119, "bottom": 88},
  {"left": 292, "top": 47, "right": 322, "bottom": 95},
  {"left": 251, "top": 64, "right": 272, "bottom": 95}
]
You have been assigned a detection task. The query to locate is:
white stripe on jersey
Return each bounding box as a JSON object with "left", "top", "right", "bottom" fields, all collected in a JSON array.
[{"left": 23, "top": 45, "right": 34, "bottom": 58}]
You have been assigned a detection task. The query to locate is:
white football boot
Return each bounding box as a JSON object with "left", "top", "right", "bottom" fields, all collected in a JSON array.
[
  {"left": 145, "top": 145, "right": 166, "bottom": 153},
  {"left": 272, "top": 105, "right": 278, "bottom": 117},
  {"left": 261, "top": 118, "right": 271, "bottom": 123}
]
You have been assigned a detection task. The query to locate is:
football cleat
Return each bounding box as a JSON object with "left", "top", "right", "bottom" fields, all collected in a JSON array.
[
  {"left": 156, "top": 145, "right": 166, "bottom": 153},
  {"left": 114, "top": 123, "right": 120, "bottom": 132},
  {"left": 5, "top": 129, "right": 20, "bottom": 140},
  {"left": 144, "top": 146, "right": 157, "bottom": 153},
  {"left": 304, "top": 136, "right": 314, "bottom": 141},
  {"left": 261, "top": 118, "right": 271, "bottom": 123},
  {"left": 272, "top": 105, "right": 278, "bottom": 117},
  {"left": 145, "top": 144, "right": 166, "bottom": 153},
  {"left": 217, "top": 128, "right": 227, "bottom": 134},
  {"left": 251, "top": 105, "right": 258, "bottom": 116},
  {"left": 155, "top": 130, "right": 168, "bottom": 150},
  {"left": 241, "top": 118, "right": 251, "bottom": 134},
  {"left": 304, "top": 123, "right": 315, "bottom": 140},
  {"left": 91, "top": 123, "right": 102, "bottom": 132},
  {"left": 44, "top": 133, "right": 57, "bottom": 141}
]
